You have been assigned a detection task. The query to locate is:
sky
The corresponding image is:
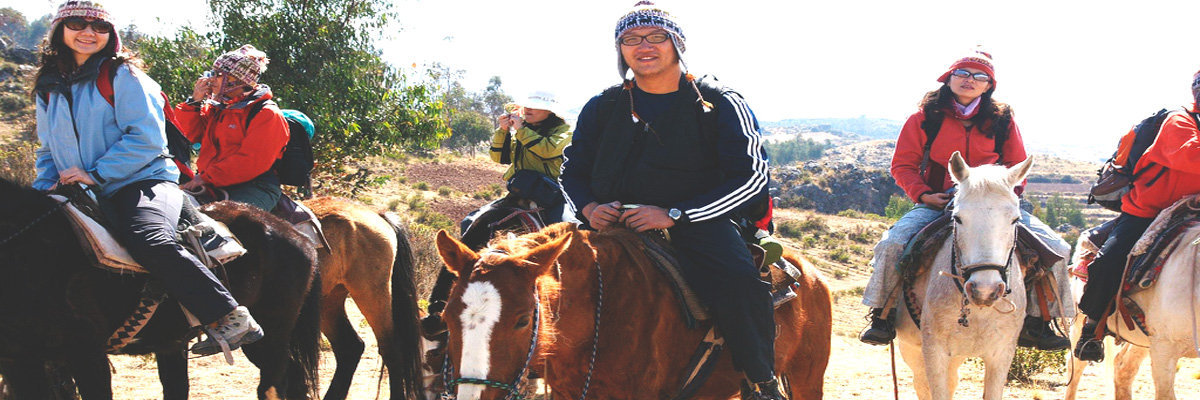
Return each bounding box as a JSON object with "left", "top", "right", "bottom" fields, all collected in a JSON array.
[{"left": 7, "top": 0, "right": 1200, "bottom": 161}]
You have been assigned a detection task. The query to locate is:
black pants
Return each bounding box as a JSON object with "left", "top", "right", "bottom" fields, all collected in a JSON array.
[
  {"left": 670, "top": 219, "right": 776, "bottom": 383},
  {"left": 1078, "top": 213, "right": 1155, "bottom": 319},
  {"left": 101, "top": 180, "right": 238, "bottom": 324}
]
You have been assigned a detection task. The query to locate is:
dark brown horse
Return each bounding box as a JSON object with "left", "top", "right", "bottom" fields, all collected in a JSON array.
[
  {"left": 435, "top": 223, "right": 832, "bottom": 399},
  {"left": 305, "top": 197, "right": 423, "bottom": 400},
  {"left": 0, "top": 178, "right": 321, "bottom": 399}
]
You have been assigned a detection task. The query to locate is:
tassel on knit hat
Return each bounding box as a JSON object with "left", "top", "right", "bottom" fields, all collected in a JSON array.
[
  {"left": 937, "top": 46, "right": 997, "bottom": 88},
  {"left": 52, "top": 1, "right": 121, "bottom": 52},
  {"left": 212, "top": 45, "right": 270, "bottom": 86},
  {"left": 614, "top": 1, "right": 712, "bottom": 112}
]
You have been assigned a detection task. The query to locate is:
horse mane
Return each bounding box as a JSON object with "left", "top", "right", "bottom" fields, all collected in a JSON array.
[{"left": 955, "top": 164, "right": 1018, "bottom": 202}]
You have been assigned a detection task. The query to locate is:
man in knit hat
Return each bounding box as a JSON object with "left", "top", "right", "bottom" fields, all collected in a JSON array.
[
  {"left": 177, "top": 44, "right": 291, "bottom": 212},
  {"left": 560, "top": 2, "right": 782, "bottom": 398}
]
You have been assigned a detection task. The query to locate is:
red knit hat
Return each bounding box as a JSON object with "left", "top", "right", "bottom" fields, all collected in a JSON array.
[{"left": 937, "top": 47, "right": 996, "bottom": 88}]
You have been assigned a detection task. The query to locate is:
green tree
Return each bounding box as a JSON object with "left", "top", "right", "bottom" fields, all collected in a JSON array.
[
  {"left": 0, "top": 8, "right": 27, "bottom": 44},
  {"left": 765, "top": 136, "right": 831, "bottom": 166},
  {"left": 127, "top": 27, "right": 215, "bottom": 103},
  {"left": 480, "top": 76, "right": 513, "bottom": 122},
  {"left": 884, "top": 194, "right": 914, "bottom": 221},
  {"left": 206, "top": 0, "right": 449, "bottom": 169}
]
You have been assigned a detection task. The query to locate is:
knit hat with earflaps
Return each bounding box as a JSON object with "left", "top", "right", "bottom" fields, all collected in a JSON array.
[
  {"left": 614, "top": 1, "right": 712, "bottom": 112},
  {"left": 212, "top": 45, "right": 270, "bottom": 86},
  {"left": 52, "top": 1, "right": 121, "bottom": 52},
  {"left": 937, "top": 46, "right": 997, "bottom": 88}
]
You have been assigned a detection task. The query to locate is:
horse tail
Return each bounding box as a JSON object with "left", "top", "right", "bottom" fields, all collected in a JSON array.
[
  {"left": 294, "top": 262, "right": 323, "bottom": 399},
  {"left": 381, "top": 211, "right": 425, "bottom": 398}
]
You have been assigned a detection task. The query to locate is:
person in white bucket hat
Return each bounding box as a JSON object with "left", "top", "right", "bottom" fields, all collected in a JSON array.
[{"left": 489, "top": 90, "right": 573, "bottom": 224}]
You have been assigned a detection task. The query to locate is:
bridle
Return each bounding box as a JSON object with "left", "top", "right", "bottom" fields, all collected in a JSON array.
[
  {"left": 440, "top": 260, "right": 604, "bottom": 400},
  {"left": 944, "top": 212, "right": 1019, "bottom": 327}
]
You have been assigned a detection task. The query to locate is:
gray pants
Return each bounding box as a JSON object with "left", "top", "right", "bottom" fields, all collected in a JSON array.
[{"left": 861, "top": 203, "right": 1075, "bottom": 319}]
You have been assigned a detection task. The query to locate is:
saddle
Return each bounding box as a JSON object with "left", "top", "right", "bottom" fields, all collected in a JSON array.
[
  {"left": 53, "top": 188, "right": 245, "bottom": 274},
  {"left": 1073, "top": 195, "right": 1200, "bottom": 341},
  {"left": 270, "top": 194, "right": 330, "bottom": 250},
  {"left": 635, "top": 231, "right": 803, "bottom": 329}
]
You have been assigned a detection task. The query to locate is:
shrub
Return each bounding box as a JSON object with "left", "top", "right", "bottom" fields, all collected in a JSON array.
[
  {"left": 406, "top": 194, "right": 427, "bottom": 211},
  {"left": 413, "top": 209, "right": 455, "bottom": 232},
  {"left": 846, "top": 226, "right": 877, "bottom": 244},
  {"left": 884, "top": 194, "right": 914, "bottom": 221},
  {"left": 829, "top": 248, "right": 851, "bottom": 263},
  {"left": 0, "top": 141, "right": 38, "bottom": 185},
  {"left": 799, "top": 216, "right": 829, "bottom": 234},
  {"left": 414, "top": 182, "right": 429, "bottom": 190},
  {"left": 387, "top": 198, "right": 402, "bottom": 211},
  {"left": 1006, "top": 348, "right": 1065, "bottom": 382},
  {"left": 0, "top": 92, "right": 30, "bottom": 113},
  {"left": 437, "top": 186, "right": 453, "bottom": 196}
]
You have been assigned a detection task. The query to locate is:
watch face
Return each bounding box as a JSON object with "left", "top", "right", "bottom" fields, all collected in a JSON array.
[{"left": 669, "top": 208, "right": 681, "bottom": 220}]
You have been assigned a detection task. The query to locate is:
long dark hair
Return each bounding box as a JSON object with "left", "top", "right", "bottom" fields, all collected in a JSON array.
[
  {"left": 29, "top": 22, "right": 142, "bottom": 99},
  {"left": 919, "top": 84, "right": 1013, "bottom": 140}
]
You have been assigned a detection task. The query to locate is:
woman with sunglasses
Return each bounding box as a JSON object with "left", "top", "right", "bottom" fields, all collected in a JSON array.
[
  {"left": 30, "top": 0, "right": 262, "bottom": 356},
  {"left": 857, "top": 48, "right": 1074, "bottom": 351},
  {"left": 176, "top": 45, "right": 288, "bottom": 212}
]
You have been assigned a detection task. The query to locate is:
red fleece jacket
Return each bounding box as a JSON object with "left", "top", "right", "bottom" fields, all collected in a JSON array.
[
  {"left": 891, "top": 109, "right": 1027, "bottom": 202},
  {"left": 1121, "top": 105, "right": 1200, "bottom": 218},
  {"left": 175, "top": 91, "right": 289, "bottom": 188}
]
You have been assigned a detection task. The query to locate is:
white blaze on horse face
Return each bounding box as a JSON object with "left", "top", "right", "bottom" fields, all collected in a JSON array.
[{"left": 457, "top": 281, "right": 503, "bottom": 399}]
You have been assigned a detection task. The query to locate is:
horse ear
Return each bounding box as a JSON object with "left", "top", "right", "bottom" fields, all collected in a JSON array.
[
  {"left": 520, "top": 232, "right": 574, "bottom": 277},
  {"left": 436, "top": 230, "right": 479, "bottom": 277},
  {"left": 948, "top": 151, "right": 970, "bottom": 183},
  {"left": 1008, "top": 156, "right": 1033, "bottom": 187}
]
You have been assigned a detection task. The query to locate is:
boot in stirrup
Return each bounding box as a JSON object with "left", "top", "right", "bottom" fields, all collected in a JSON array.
[
  {"left": 1074, "top": 317, "right": 1105, "bottom": 362},
  {"left": 858, "top": 307, "right": 895, "bottom": 346},
  {"left": 740, "top": 377, "right": 785, "bottom": 400}
]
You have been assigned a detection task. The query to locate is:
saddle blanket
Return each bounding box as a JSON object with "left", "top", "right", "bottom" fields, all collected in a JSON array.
[
  {"left": 52, "top": 195, "right": 246, "bottom": 274},
  {"left": 1070, "top": 194, "right": 1200, "bottom": 291}
]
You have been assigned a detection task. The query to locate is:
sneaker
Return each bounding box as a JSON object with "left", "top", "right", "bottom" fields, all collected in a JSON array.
[
  {"left": 1074, "top": 318, "right": 1105, "bottom": 362},
  {"left": 1017, "top": 316, "right": 1070, "bottom": 351},
  {"left": 190, "top": 306, "right": 264, "bottom": 356},
  {"left": 858, "top": 308, "right": 895, "bottom": 346},
  {"left": 740, "top": 378, "right": 785, "bottom": 400}
]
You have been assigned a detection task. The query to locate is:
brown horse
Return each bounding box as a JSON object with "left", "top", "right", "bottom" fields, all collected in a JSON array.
[
  {"left": 434, "top": 223, "right": 832, "bottom": 399},
  {"left": 305, "top": 197, "right": 423, "bottom": 400}
]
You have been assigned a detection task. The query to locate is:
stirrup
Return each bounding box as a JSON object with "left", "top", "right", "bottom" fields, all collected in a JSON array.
[{"left": 1074, "top": 337, "right": 1104, "bottom": 362}]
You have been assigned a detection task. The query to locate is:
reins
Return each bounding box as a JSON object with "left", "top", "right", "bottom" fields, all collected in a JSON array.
[
  {"left": 0, "top": 200, "right": 69, "bottom": 247},
  {"left": 440, "top": 259, "right": 604, "bottom": 400},
  {"left": 937, "top": 222, "right": 1020, "bottom": 327}
]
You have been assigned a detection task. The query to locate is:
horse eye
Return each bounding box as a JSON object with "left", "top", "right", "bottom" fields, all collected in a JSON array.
[{"left": 515, "top": 315, "right": 531, "bottom": 329}]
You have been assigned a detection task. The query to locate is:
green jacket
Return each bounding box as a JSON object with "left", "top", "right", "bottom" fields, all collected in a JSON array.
[{"left": 490, "top": 121, "right": 572, "bottom": 181}]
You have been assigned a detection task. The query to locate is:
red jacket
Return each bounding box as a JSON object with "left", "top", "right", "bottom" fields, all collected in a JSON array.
[
  {"left": 1121, "top": 105, "right": 1200, "bottom": 218},
  {"left": 891, "top": 109, "right": 1027, "bottom": 202},
  {"left": 175, "top": 88, "right": 289, "bottom": 188}
]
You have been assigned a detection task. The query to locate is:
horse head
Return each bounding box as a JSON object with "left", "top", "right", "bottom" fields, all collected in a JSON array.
[
  {"left": 947, "top": 151, "right": 1033, "bottom": 307},
  {"left": 435, "top": 229, "right": 572, "bottom": 400}
]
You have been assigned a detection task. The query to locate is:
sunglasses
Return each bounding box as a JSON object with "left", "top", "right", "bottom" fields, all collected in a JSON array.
[
  {"left": 618, "top": 32, "right": 671, "bottom": 46},
  {"left": 63, "top": 17, "right": 113, "bottom": 34},
  {"left": 949, "top": 69, "right": 991, "bottom": 83}
]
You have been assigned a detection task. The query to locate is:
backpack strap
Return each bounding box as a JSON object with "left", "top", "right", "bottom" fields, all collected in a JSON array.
[
  {"left": 96, "top": 58, "right": 116, "bottom": 107},
  {"left": 243, "top": 99, "right": 274, "bottom": 130},
  {"left": 918, "top": 110, "right": 944, "bottom": 177}
]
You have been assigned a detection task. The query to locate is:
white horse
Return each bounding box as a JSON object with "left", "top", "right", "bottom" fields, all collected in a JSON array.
[
  {"left": 895, "top": 152, "right": 1032, "bottom": 400},
  {"left": 1064, "top": 197, "right": 1200, "bottom": 400}
]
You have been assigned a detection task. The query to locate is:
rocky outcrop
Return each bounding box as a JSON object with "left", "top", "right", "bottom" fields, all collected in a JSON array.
[{"left": 772, "top": 161, "right": 904, "bottom": 215}]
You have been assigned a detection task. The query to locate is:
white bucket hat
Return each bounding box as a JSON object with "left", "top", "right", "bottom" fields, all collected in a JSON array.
[{"left": 517, "top": 91, "right": 559, "bottom": 114}]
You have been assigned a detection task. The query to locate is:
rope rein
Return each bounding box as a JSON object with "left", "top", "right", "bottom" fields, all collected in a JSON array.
[{"left": 0, "top": 201, "right": 69, "bottom": 247}]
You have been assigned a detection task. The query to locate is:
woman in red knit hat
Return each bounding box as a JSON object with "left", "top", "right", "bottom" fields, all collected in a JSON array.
[{"left": 857, "top": 48, "right": 1074, "bottom": 350}]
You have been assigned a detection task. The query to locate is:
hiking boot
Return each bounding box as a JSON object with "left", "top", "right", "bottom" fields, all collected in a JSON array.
[
  {"left": 1074, "top": 318, "right": 1105, "bottom": 362},
  {"left": 740, "top": 378, "right": 785, "bottom": 400},
  {"left": 858, "top": 308, "right": 895, "bottom": 346},
  {"left": 190, "top": 306, "right": 264, "bottom": 356},
  {"left": 1018, "top": 316, "right": 1070, "bottom": 351}
]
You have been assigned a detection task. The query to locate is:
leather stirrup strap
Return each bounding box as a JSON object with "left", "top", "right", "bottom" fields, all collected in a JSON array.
[
  {"left": 671, "top": 326, "right": 725, "bottom": 400},
  {"left": 1036, "top": 281, "right": 1052, "bottom": 323}
]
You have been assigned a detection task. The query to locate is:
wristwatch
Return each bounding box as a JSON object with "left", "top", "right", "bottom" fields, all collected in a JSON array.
[{"left": 668, "top": 208, "right": 682, "bottom": 221}]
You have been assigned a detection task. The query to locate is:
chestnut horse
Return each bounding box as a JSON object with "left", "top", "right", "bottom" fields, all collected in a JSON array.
[
  {"left": 434, "top": 223, "right": 832, "bottom": 399},
  {"left": 305, "top": 197, "right": 424, "bottom": 400}
]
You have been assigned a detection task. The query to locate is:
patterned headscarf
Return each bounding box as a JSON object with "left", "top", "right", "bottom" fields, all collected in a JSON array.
[{"left": 212, "top": 45, "right": 270, "bottom": 86}]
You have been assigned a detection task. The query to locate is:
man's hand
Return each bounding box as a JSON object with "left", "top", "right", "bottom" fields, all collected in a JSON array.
[
  {"left": 619, "top": 205, "right": 674, "bottom": 232},
  {"left": 920, "top": 192, "right": 952, "bottom": 209},
  {"left": 58, "top": 167, "right": 96, "bottom": 186},
  {"left": 180, "top": 175, "right": 207, "bottom": 192},
  {"left": 583, "top": 201, "right": 622, "bottom": 231}
]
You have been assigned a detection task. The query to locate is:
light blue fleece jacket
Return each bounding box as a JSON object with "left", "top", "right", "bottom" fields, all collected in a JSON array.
[{"left": 34, "top": 61, "right": 179, "bottom": 198}]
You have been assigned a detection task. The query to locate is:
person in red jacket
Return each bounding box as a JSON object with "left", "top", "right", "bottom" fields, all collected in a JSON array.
[
  {"left": 1074, "top": 70, "right": 1200, "bottom": 361},
  {"left": 176, "top": 45, "right": 288, "bottom": 211},
  {"left": 859, "top": 48, "right": 1074, "bottom": 350}
]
